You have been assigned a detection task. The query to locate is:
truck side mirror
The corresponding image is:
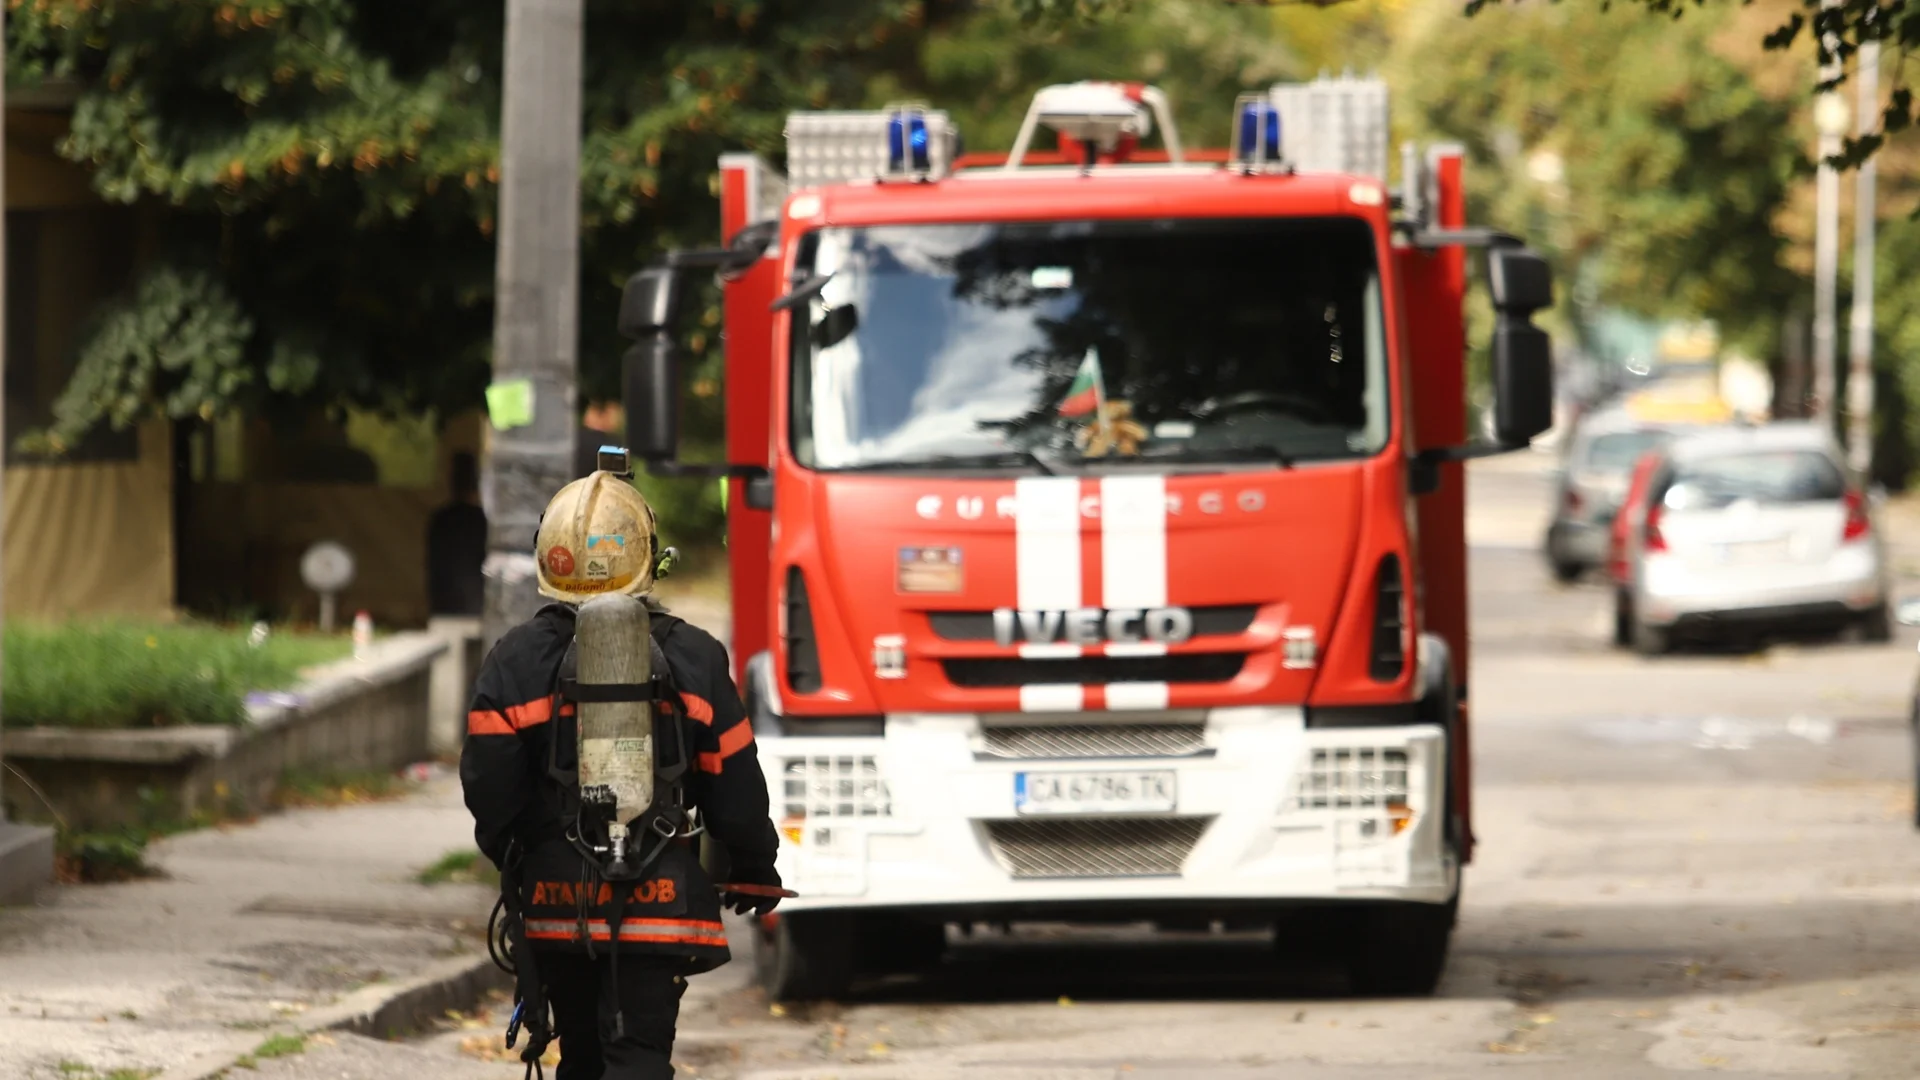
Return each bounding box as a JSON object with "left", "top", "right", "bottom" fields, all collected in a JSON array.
[
  {"left": 618, "top": 268, "right": 681, "bottom": 338},
  {"left": 1487, "top": 248, "right": 1554, "bottom": 446},
  {"left": 623, "top": 339, "right": 679, "bottom": 463},
  {"left": 619, "top": 267, "right": 685, "bottom": 464}
]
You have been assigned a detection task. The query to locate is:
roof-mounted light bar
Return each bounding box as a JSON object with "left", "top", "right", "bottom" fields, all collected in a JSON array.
[
  {"left": 1004, "top": 81, "right": 1184, "bottom": 170},
  {"left": 783, "top": 104, "right": 959, "bottom": 189},
  {"left": 1230, "top": 93, "right": 1284, "bottom": 172}
]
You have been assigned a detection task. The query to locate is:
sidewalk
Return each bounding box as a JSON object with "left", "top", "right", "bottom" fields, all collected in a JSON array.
[
  {"left": 0, "top": 774, "right": 499, "bottom": 1080},
  {"left": 0, "top": 590, "right": 736, "bottom": 1080}
]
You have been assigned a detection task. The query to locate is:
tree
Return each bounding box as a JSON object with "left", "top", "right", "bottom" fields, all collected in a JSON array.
[{"left": 1391, "top": 0, "right": 1803, "bottom": 365}]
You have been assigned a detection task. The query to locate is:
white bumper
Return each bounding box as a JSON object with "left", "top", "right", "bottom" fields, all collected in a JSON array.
[{"left": 758, "top": 708, "right": 1456, "bottom": 914}]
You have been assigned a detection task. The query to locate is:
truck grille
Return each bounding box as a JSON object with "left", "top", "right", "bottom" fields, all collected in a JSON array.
[
  {"left": 984, "top": 817, "right": 1211, "bottom": 879},
  {"left": 942, "top": 653, "right": 1245, "bottom": 688},
  {"left": 1292, "top": 747, "right": 1409, "bottom": 810},
  {"left": 981, "top": 724, "right": 1207, "bottom": 760},
  {"left": 928, "top": 606, "right": 1259, "bottom": 642}
]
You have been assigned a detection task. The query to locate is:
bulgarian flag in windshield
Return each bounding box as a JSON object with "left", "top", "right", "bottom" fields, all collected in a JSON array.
[{"left": 1058, "top": 348, "right": 1105, "bottom": 418}]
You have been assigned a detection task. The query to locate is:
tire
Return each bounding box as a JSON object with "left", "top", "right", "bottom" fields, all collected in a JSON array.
[
  {"left": 1631, "top": 616, "right": 1669, "bottom": 657},
  {"left": 1612, "top": 590, "right": 1633, "bottom": 648},
  {"left": 755, "top": 911, "right": 855, "bottom": 1003},
  {"left": 1344, "top": 896, "right": 1459, "bottom": 997},
  {"left": 1862, "top": 604, "right": 1894, "bottom": 644},
  {"left": 1550, "top": 559, "right": 1584, "bottom": 585}
]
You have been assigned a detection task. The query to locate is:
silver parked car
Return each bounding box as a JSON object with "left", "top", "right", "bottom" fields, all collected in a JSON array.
[
  {"left": 1544, "top": 411, "right": 1682, "bottom": 582},
  {"left": 1613, "top": 421, "right": 1891, "bottom": 655}
]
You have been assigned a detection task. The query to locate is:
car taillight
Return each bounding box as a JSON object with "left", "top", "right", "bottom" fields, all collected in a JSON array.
[
  {"left": 1843, "top": 488, "right": 1870, "bottom": 542},
  {"left": 1644, "top": 501, "right": 1668, "bottom": 553},
  {"left": 1565, "top": 486, "right": 1584, "bottom": 514}
]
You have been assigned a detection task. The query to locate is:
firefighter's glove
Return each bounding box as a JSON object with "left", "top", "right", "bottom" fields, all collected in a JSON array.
[{"left": 724, "top": 860, "right": 784, "bottom": 917}]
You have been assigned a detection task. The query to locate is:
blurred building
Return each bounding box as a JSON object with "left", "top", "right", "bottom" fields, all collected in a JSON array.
[{"left": 6, "top": 92, "right": 482, "bottom": 629}]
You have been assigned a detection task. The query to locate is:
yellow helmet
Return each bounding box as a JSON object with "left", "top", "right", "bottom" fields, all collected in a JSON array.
[{"left": 535, "top": 472, "right": 660, "bottom": 603}]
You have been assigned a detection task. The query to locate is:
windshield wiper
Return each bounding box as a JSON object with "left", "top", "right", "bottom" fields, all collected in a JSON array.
[
  {"left": 770, "top": 272, "right": 834, "bottom": 312},
  {"left": 1139, "top": 445, "right": 1297, "bottom": 470},
  {"left": 835, "top": 449, "right": 1059, "bottom": 475}
]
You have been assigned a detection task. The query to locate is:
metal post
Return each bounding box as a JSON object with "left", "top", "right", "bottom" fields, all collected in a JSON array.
[
  {"left": 1848, "top": 41, "right": 1880, "bottom": 479},
  {"left": 1812, "top": 0, "right": 1846, "bottom": 426},
  {"left": 1, "top": 8, "right": 9, "bottom": 818},
  {"left": 483, "top": 0, "right": 585, "bottom": 651}
]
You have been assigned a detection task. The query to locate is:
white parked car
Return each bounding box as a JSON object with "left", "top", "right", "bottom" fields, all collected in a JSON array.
[{"left": 1613, "top": 421, "right": 1891, "bottom": 654}]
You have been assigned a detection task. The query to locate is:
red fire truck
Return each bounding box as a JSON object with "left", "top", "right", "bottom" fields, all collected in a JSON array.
[{"left": 617, "top": 77, "right": 1555, "bottom": 1000}]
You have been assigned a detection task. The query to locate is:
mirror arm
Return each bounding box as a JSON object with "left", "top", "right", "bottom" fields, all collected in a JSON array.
[
  {"left": 1409, "top": 441, "right": 1530, "bottom": 496},
  {"left": 1399, "top": 225, "right": 1525, "bottom": 251}
]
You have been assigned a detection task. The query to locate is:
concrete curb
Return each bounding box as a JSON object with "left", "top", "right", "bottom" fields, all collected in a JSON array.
[{"left": 154, "top": 953, "right": 510, "bottom": 1080}]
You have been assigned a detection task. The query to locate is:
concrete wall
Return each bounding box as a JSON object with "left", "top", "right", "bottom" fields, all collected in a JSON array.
[{"left": 1, "top": 634, "right": 445, "bottom": 831}]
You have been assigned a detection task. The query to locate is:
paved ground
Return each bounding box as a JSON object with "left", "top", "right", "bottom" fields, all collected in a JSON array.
[{"left": 17, "top": 451, "right": 1920, "bottom": 1078}]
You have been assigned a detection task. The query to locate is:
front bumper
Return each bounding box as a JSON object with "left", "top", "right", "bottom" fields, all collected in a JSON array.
[{"left": 758, "top": 709, "right": 1456, "bottom": 915}]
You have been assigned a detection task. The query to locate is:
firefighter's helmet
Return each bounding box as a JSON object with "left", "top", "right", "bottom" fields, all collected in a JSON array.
[{"left": 535, "top": 472, "right": 660, "bottom": 603}]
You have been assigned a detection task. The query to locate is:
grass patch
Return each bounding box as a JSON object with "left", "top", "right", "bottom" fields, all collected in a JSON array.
[
  {"left": 53, "top": 1064, "right": 159, "bottom": 1080},
  {"left": 53, "top": 783, "right": 254, "bottom": 883},
  {"left": 417, "top": 848, "right": 498, "bottom": 888},
  {"left": 273, "top": 766, "right": 413, "bottom": 809},
  {"left": 252, "top": 1033, "right": 307, "bottom": 1059},
  {"left": 3, "top": 620, "right": 348, "bottom": 730}
]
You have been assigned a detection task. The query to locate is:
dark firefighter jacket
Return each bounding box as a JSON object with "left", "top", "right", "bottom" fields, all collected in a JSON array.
[{"left": 460, "top": 603, "right": 778, "bottom": 972}]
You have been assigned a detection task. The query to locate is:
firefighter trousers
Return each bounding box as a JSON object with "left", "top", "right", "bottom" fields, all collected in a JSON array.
[{"left": 543, "top": 951, "right": 691, "bottom": 1080}]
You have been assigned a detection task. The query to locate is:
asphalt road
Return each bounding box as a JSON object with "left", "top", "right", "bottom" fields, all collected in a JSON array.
[{"left": 287, "top": 454, "right": 1920, "bottom": 1078}]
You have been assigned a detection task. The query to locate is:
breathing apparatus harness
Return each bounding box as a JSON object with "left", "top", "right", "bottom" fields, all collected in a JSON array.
[{"left": 488, "top": 599, "right": 700, "bottom": 1079}]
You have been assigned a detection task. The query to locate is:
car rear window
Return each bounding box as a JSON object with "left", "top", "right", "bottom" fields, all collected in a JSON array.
[
  {"left": 1663, "top": 450, "right": 1845, "bottom": 510},
  {"left": 1584, "top": 431, "right": 1667, "bottom": 473}
]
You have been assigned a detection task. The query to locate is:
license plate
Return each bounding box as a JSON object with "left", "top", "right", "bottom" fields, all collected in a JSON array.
[
  {"left": 1014, "top": 770, "right": 1177, "bottom": 815},
  {"left": 1718, "top": 538, "right": 1790, "bottom": 564}
]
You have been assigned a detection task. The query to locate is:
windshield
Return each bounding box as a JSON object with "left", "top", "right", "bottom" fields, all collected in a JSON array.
[
  {"left": 787, "top": 217, "right": 1390, "bottom": 472},
  {"left": 1662, "top": 450, "right": 1845, "bottom": 511},
  {"left": 1583, "top": 431, "right": 1668, "bottom": 474}
]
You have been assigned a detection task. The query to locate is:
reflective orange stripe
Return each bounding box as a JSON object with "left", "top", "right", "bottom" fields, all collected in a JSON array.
[
  {"left": 505, "top": 698, "right": 553, "bottom": 730},
  {"left": 697, "top": 722, "right": 754, "bottom": 774},
  {"left": 523, "top": 917, "right": 728, "bottom": 947},
  {"left": 679, "top": 692, "right": 714, "bottom": 724},
  {"left": 468, "top": 710, "right": 513, "bottom": 736}
]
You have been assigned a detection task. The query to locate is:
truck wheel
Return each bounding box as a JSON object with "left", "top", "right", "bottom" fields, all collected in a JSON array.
[
  {"left": 1344, "top": 897, "right": 1458, "bottom": 997},
  {"left": 1631, "top": 617, "right": 1669, "bottom": 657},
  {"left": 755, "top": 911, "right": 855, "bottom": 1003},
  {"left": 856, "top": 915, "right": 948, "bottom": 976}
]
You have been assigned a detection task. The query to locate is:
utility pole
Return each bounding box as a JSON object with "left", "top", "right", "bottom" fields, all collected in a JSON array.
[
  {"left": 1812, "top": 10, "right": 1846, "bottom": 429},
  {"left": 483, "top": 0, "right": 585, "bottom": 651},
  {"left": 1847, "top": 41, "right": 1881, "bottom": 479}
]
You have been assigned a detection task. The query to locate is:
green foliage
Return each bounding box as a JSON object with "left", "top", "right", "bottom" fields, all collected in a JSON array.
[
  {"left": 250, "top": 1034, "right": 308, "bottom": 1060},
  {"left": 18, "top": 267, "right": 256, "bottom": 454},
  {"left": 416, "top": 848, "right": 499, "bottom": 887},
  {"left": 1395, "top": 2, "right": 1801, "bottom": 358},
  {"left": 1, "top": 621, "right": 348, "bottom": 729}
]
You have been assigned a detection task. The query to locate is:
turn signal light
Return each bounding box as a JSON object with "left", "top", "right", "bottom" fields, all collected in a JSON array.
[{"left": 1389, "top": 804, "right": 1414, "bottom": 835}]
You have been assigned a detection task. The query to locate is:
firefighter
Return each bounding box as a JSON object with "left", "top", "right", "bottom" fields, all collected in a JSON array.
[{"left": 461, "top": 467, "right": 782, "bottom": 1080}]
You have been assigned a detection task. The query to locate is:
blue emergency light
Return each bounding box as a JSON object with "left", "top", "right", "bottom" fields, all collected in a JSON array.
[
  {"left": 887, "top": 110, "right": 931, "bottom": 173},
  {"left": 1236, "top": 101, "right": 1282, "bottom": 164}
]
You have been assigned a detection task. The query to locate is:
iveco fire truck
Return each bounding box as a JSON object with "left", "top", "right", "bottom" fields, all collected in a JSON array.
[{"left": 616, "top": 76, "right": 1555, "bottom": 1000}]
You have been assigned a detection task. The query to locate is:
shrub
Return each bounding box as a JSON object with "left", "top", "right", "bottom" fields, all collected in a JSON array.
[{"left": 2, "top": 621, "right": 349, "bottom": 729}]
